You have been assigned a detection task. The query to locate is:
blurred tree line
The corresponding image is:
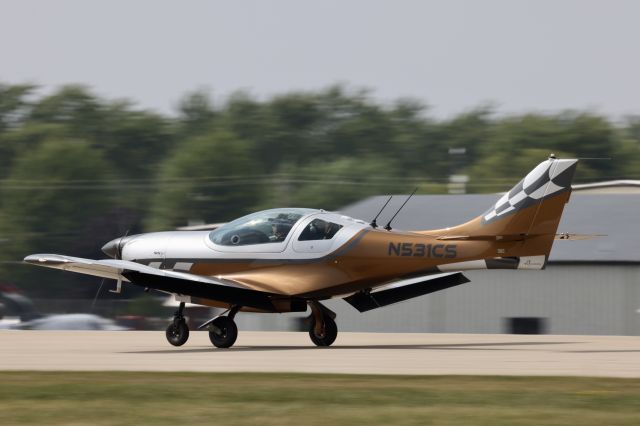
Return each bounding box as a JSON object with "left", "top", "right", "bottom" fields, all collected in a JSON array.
[{"left": 1, "top": 82, "right": 639, "bottom": 298}]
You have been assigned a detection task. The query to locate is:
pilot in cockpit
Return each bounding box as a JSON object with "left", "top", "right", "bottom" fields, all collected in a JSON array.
[{"left": 270, "top": 222, "right": 291, "bottom": 242}]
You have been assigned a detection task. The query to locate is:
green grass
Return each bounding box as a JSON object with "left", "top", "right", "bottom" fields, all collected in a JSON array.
[{"left": 0, "top": 372, "right": 639, "bottom": 425}]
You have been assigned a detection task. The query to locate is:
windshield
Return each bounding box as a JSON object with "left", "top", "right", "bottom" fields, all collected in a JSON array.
[{"left": 209, "top": 208, "right": 316, "bottom": 246}]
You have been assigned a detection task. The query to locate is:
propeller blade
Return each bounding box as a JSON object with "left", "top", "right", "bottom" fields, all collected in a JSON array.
[{"left": 91, "top": 278, "right": 106, "bottom": 310}]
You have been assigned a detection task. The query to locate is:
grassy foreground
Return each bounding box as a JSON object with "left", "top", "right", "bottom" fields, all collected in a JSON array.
[{"left": 0, "top": 372, "right": 639, "bottom": 425}]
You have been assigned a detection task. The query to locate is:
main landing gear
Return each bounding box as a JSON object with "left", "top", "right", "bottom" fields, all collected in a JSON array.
[
  {"left": 166, "top": 302, "right": 189, "bottom": 346},
  {"left": 308, "top": 301, "right": 338, "bottom": 347},
  {"left": 205, "top": 306, "right": 239, "bottom": 348}
]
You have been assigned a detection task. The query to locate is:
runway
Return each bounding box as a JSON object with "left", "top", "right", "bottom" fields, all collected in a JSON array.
[{"left": 1, "top": 331, "right": 639, "bottom": 377}]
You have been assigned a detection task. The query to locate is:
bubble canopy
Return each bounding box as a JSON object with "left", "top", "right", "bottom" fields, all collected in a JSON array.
[{"left": 209, "top": 208, "right": 318, "bottom": 246}]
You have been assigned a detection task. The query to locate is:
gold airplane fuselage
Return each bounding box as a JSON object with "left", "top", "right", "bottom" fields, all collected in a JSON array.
[
  {"left": 181, "top": 190, "right": 569, "bottom": 307},
  {"left": 190, "top": 206, "right": 553, "bottom": 295}
]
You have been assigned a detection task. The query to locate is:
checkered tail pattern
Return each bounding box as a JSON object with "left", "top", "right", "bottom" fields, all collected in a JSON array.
[{"left": 482, "top": 159, "right": 578, "bottom": 224}]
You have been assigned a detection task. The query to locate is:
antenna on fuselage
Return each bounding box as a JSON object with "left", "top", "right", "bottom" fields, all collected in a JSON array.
[
  {"left": 384, "top": 188, "right": 418, "bottom": 231},
  {"left": 370, "top": 195, "right": 393, "bottom": 228}
]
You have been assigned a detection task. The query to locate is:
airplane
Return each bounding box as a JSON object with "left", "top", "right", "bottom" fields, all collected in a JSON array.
[
  {"left": 0, "top": 283, "right": 126, "bottom": 330},
  {"left": 25, "top": 155, "right": 579, "bottom": 348}
]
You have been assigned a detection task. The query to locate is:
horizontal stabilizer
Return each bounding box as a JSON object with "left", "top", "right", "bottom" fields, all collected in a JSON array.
[
  {"left": 344, "top": 272, "right": 470, "bottom": 313},
  {"left": 555, "top": 233, "right": 606, "bottom": 240}
]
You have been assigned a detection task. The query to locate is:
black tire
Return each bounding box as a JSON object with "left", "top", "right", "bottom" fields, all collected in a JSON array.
[
  {"left": 208, "top": 316, "right": 238, "bottom": 348},
  {"left": 165, "top": 319, "right": 189, "bottom": 346},
  {"left": 309, "top": 316, "right": 338, "bottom": 347}
]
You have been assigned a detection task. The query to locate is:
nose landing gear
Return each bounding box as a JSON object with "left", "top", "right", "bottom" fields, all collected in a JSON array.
[
  {"left": 165, "top": 302, "right": 189, "bottom": 346},
  {"left": 308, "top": 301, "right": 338, "bottom": 347}
]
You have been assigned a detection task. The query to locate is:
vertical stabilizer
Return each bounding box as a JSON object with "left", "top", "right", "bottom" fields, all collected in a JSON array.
[
  {"left": 424, "top": 157, "right": 579, "bottom": 271},
  {"left": 430, "top": 157, "right": 579, "bottom": 260},
  {"left": 479, "top": 158, "right": 578, "bottom": 236}
]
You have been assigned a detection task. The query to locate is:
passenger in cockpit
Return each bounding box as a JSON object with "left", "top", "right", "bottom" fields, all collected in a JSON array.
[{"left": 308, "top": 220, "right": 326, "bottom": 239}]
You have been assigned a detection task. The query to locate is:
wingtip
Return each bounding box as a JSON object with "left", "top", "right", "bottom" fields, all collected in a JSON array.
[
  {"left": 23, "top": 254, "right": 69, "bottom": 265},
  {"left": 23, "top": 254, "right": 41, "bottom": 264}
]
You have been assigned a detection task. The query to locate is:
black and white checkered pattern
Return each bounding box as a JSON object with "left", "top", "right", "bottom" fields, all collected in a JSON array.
[{"left": 482, "top": 159, "right": 578, "bottom": 224}]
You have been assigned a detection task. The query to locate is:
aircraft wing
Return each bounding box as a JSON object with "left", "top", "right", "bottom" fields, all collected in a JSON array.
[
  {"left": 23, "top": 254, "right": 281, "bottom": 311},
  {"left": 25, "top": 254, "right": 143, "bottom": 282}
]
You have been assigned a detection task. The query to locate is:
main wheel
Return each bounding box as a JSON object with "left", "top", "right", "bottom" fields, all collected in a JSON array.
[
  {"left": 208, "top": 316, "right": 238, "bottom": 348},
  {"left": 165, "top": 319, "right": 189, "bottom": 346},
  {"left": 309, "top": 316, "right": 338, "bottom": 347}
]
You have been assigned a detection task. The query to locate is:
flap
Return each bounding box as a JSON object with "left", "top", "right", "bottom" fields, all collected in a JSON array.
[{"left": 344, "top": 272, "right": 470, "bottom": 312}]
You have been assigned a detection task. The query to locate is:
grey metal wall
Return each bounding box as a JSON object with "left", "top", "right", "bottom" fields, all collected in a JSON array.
[{"left": 235, "top": 264, "right": 640, "bottom": 336}]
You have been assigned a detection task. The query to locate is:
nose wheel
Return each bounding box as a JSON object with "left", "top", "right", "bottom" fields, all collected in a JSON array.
[{"left": 165, "top": 302, "right": 189, "bottom": 346}]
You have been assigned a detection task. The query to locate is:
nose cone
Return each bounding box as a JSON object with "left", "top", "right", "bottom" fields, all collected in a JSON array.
[
  {"left": 101, "top": 238, "right": 119, "bottom": 258},
  {"left": 101, "top": 235, "right": 133, "bottom": 259}
]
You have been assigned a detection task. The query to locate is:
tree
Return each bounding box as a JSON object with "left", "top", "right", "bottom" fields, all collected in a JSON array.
[
  {"left": 97, "top": 101, "right": 174, "bottom": 180},
  {"left": 617, "top": 116, "right": 640, "bottom": 179},
  {"left": 177, "top": 90, "right": 217, "bottom": 138},
  {"left": 146, "top": 129, "right": 260, "bottom": 230},
  {"left": 27, "top": 85, "right": 104, "bottom": 138},
  {"left": 0, "top": 139, "right": 114, "bottom": 297},
  {"left": 0, "top": 83, "right": 34, "bottom": 133},
  {"left": 0, "top": 83, "right": 36, "bottom": 178},
  {"left": 280, "top": 157, "right": 405, "bottom": 211}
]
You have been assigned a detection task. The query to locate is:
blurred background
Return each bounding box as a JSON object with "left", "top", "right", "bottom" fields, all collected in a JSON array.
[{"left": 1, "top": 0, "right": 639, "bottom": 333}]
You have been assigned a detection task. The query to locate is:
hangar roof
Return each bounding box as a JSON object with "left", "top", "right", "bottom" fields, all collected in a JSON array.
[
  {"left": 340, "top": 193, "right": 640, "bottom": 263},
  {"left": 572, "top": 180, "right": 640, "bottom": 194}
]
